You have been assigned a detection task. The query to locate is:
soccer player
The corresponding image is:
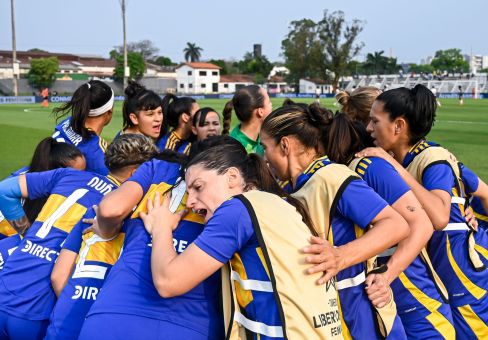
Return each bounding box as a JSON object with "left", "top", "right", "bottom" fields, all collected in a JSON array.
[
  {"left": 0, "top": 134, "right": 154, "bottom": 340},
  {"left": 156, "top": 94, "right": 199, "bottom": 154},
  {"left": 358, "top": 84, "right": 488, "bottom": 338},
  {"left": 52, "top": 80, "right": 114, "bottom": 175},
  {"left": 260, "top": 104, "right": 409, "bottom": 339},
  {"left": 138, "top": 137, "right": 344, "bottom": 339},
  {"left": 191, "top": 107, "right": 223, "bottom": 141},
  {"left": 322, "top": 112, "right": 456, "bottom": 338},
  {"left": 115, "top": 81, "right": 164, "bottom": 141},
  {"left": 78, "top": 142, "right": 222, "bottom": 340},
  {"left": 223, "top": 85, "right": 272, "bottom": 155}
]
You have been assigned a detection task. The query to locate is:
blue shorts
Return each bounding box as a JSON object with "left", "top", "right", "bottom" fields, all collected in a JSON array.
[
  {"left": 79, "top": 313, "right": 216, "bottom": 340},
  {"left": 452, "top": 295, "right": 488, "bottom": 339},
  {"left": 0, "top": 311, "right": 49, "bottom": 340}
]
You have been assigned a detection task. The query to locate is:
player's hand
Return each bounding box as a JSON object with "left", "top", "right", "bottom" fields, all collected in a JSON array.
[
  {"left": 140, "top": 192, "right": 187, "bottom": 235},
  {"left": 465, "top": 206, "right": 478, "bottom": 231},
  {"left": 301, "top": 236, "right": 344, "bottom": 285},
  {"left": 82, "top": 205, "right": 103, "bottom": 235},
  {"left": 365, "top": 273, "right": 392, "bottom": 308},
  {"left": 356, "top": 147, "right": 397, "bottom": 168}
]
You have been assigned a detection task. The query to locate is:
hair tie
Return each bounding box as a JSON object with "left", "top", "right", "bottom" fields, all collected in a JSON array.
[{"left": 86, "top": 83, "right": 91, "bottom": 89}]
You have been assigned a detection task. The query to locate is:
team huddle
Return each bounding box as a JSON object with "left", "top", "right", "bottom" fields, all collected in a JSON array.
[{"left": 0, "top": 80, "right": 487, "bottom": 339}]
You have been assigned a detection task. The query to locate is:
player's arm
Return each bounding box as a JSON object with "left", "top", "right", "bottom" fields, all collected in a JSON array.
[
  {"left": 0, "top": 175, "right": 30, "bottom": 234},
  {"left": 51, "top": 249, "right": 77, "bottom": 297},
  {"left": 97, "top": 181, "right": 143, "bottom": 238}
]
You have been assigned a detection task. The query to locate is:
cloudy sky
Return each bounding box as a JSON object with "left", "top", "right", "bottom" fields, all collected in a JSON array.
[{"left": 0, "top": 0, "right": 486, "bottom": 63}]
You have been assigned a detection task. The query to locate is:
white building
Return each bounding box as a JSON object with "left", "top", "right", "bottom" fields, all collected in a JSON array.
[
  {"left": 218, "top": 74, "right": 254, "bottom": 93},
  {"left": 299, "top": 78, "right": 332, "bottom": 94},
  {"left": 176, "top": 62, "right": 221, "bottom": 94},
  {"left": 465, "top": 55, "right": 488, "bottom": 73}
]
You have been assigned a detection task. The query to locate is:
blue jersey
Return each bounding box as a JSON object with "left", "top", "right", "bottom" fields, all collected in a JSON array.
[
  {"left": 86, "top": 159, "right": 223, "bottom": 338},
  {"left": 285, "top": 157, "right": 391, "bottom": 339},
  {"left": 0, "top": 234, "right": 22, "bottom": 271},
  {"left": 195, "top": 198, "right": 283, "bottom": 340},
  {"left": 156, "top": 131, "right": 191, "bottom": 155},
  {"left": 46, "top": 208, "right": 125, "bottom": 340},
  {"left": 403, "top": 141, "right": 488, "bottom": 307},
  {"left": 53, "top": 117, "right": 109, "bottom": 175},
  {"left": 0, "top": 213, "right": 17, "bottom": 241},
  {"left": 352, "top": 157, "right": 455, "bottom": 332},
  {"left": 0, "top": 168, "right": 119, "bottom": 321}
]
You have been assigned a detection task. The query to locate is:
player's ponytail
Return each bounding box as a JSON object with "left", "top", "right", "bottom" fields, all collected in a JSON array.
[
  {"left": 53, "top": 80, "right": 113, "bottom": 139},
  {"left": 24, "top": 137, "right": 84, "bottom": 223},
  {"left": 222, "top": 101, "right": 233, "bottom": 135},
  {"left": 326, "top": 112, "right": 373, "bottom": 164},
  {"left": 376, "top": 84, "right": 436, "bottom": 144},
  {"left": 262, "top": 103, "right": 333, "bottom": 155}
]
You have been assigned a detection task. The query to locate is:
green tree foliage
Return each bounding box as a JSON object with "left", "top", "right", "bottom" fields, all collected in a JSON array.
[
  {"left": 431, "top": 49, "right": 469, "bottom": 73},
  {"left": 234, "top": 52, "right": 273, "bottom": 79},
  {"left": 183, "top": 43, "right": 203, "bottom": 62},
  {"left": 208, "top": 59, "right": 230, "bottom": 75},
  {"left": 114, "top": 51, "right": 146, "bottom": 81},
  {"left": 363, "top": 51, "right": 401, "bottom": 74},
  {"left": 282, "top": 11, "right": 364, "bottom": 89},
  {"left": 27, "top": 57, "right": 59, "bottom": 90},
  {"left": 154, "top": 56, "right": 175, "bottom": 67}
]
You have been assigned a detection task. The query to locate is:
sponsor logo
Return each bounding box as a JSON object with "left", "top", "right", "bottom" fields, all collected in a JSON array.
[
  {"left": 20, "top": 240, "right": 59, "bottom": 262},
  {"left": 72, "top": 285, "right": 99, "bottom": 300}
]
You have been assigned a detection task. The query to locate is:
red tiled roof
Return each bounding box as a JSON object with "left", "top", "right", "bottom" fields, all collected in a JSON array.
[
  {"left": 220, "top": 74, "right": 254, "bottom": 83},
  {"left": 180, "top": 62, "right": 221, "bottom": 70}
]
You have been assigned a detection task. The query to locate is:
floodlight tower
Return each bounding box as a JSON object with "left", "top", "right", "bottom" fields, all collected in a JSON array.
[
  {"left": 120, "top": 0, "right": 128, "bottom": 90},
  {"left": 10, "top": 0, "right": 18, "bottom": 96}
]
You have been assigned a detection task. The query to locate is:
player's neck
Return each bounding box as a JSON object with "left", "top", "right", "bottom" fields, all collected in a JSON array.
[{"left": 85, "top": 117, "right": 105, "bottom": 136}]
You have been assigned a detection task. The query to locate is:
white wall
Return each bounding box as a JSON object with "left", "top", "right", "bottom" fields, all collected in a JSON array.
[{"left": 176, "top": 65, "right": 220, "bottom": 94}]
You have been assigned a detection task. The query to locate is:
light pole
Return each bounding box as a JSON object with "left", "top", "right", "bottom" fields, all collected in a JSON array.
[
  {"left": 11, "top": 0, "right": 18, "bottom": 96},
  {"left": 120, "top": 0, "right": 128, "bottom": 90}
]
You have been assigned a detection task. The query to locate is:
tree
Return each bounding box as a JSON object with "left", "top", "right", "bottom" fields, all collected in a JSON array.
[
  {"left": 282, "top": 11, "right": 364, "bottom": 89},
  {"left": 27, "top": 48, "right": 48, "bottom": 53},
  {"left": 114, "top": 51, "right": 145, "bottom": 81},
  {"left": 363, "top": 51, "right": 400, "bottom": 74},
  {"left": 431, "top": 49, "right": 469, "bottom": 73},
  {"left": 154, "top": 56, "right": 175, "bottom": 67},
  {"left": 281, "top": 19, "right": 323, "bottom": 84},
  {"left": 113, "top": 39, "right": 160, "bottom": 61},
  {"left": 27, "top": 57, "right": 59, "bottom": 90},
  {"left": 183, "top": 42, "right": 203, "bottom": 62},
  {"left": 235, "top": 52, "right": 273, "bottom": 79},
  {"left": 208, "top": 59, "right": 229, "bottom": 75}
]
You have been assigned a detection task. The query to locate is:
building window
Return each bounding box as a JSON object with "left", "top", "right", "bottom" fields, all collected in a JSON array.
[
  {"left": 189, "top": 83, "right": 193, "bottom": 88},
  {"left": 224, "top": 84, "right": 229, "bottom": 88},
  {"left": 180, "top": 84, "right": 184, "bottom": 89},
  {"left": 199, "top": 71, "right": 207, "bottom": 76},
  {"left": 188, "top": 71, "right": 192, "bottom": 76},
  {"left": 212, "top": 71, "right": 218, "bottom": 76},
  {"left": 201, "top": 84, "right": 206, "bottom": 88}
]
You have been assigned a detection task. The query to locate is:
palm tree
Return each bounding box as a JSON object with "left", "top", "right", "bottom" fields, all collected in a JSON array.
[
  {"left": 364, "top": 50, "right": 386, "bottom": 75},
  {"left": 183, "top": 42, "right": 203, "bottom": 62}
]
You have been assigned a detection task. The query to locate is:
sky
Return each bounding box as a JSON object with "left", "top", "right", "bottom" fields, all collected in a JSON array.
[{"left": 0, "top": 0, "right": 487, "bottom": 64}]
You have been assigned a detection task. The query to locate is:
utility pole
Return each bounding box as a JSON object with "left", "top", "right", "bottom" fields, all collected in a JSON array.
[
  {"left": 11, "top": 0, "right": 18, "bottom": 96},
  {"left": 120, "top": 0, "right": 128, "bottom": 90}
]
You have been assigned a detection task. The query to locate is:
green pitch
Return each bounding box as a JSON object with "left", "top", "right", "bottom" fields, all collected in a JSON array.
[{"left": 0, "top": 98, "right": 487, "bottom": 179}]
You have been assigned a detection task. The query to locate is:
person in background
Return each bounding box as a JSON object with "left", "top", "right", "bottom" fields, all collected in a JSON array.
[
  {"left": 52, "top": 80, "right": 114, "bottom": 175},
  {"left": 157, "top": 94, "right": 199, "bottom": 154},
  {"left": 191, "top": 107, "right": 224, "bottom": 142},
  {"left": 223, "top": 85, "right": 272, "bottom": 155},
  {"left": 116, "top": 81, "right": 165, "bottom": 141}
]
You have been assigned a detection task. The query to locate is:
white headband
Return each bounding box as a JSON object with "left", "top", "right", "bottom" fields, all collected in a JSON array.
[{"left": 88, "top": 89, "right": 114, "bottom": 117}]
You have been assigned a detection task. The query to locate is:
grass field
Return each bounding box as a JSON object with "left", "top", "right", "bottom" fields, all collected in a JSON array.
[{"left": 0, "top": 98, "right": 487, "bottom": 179}]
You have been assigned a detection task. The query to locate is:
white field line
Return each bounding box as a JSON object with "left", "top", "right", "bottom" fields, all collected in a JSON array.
[{"left": 438, "top": 120, "right": 488, "bottom": 125}]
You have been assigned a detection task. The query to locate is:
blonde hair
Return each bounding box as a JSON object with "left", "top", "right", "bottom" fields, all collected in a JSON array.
[
  {"left": 335, "top": 86, "right": 382, "bottom": 125},
  {"left": 105, "top": 134, "right": 158, "bottom": 172}
]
